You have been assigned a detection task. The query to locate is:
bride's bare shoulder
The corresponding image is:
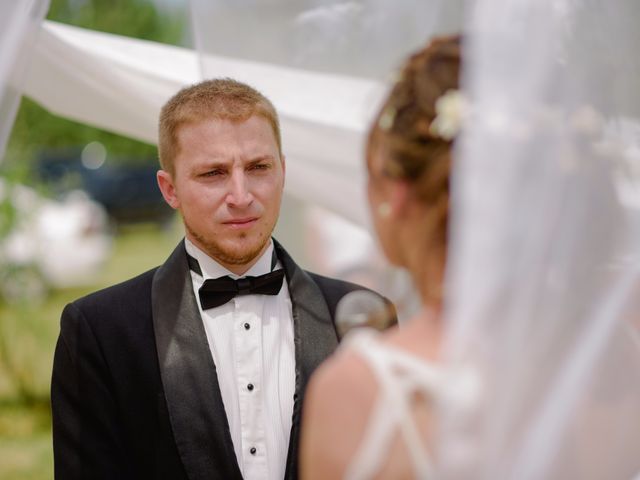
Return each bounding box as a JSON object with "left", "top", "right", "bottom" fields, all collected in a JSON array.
[
  {"left": 300, "top": 319, "right": 439, "bottom": 478},
  {"left": 299, "top": 331, "right": 384, "bottom": 479},
  {"left": 307, "top": 330, "right": 383, "bottom": 405}
]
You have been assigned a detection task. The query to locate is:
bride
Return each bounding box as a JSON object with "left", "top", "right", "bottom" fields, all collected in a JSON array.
[
  {"left": 300, "top": 35, "right": 461, "bottom": 479},
  {"left": 300, "top": 1, "right": 640, "bottom": 477}
]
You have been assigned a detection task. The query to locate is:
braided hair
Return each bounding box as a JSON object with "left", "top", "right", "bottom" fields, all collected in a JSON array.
[{"left": 367, "top": 35, "right": 462, "bottom": 303}]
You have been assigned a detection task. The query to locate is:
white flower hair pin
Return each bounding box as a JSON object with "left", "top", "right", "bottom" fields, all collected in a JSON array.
[{"left": 429, "top": 89, "right": 468, "bottom": 141}]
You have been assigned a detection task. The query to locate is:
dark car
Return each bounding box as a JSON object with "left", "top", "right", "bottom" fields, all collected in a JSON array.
[{"left": 37, "top": 146, "right": 174, "bottom": 226}]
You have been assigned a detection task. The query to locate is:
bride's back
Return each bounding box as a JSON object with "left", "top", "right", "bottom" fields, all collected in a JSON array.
[
  {"left": 301, "top": 316, "right": 443, "bottom": 480},
  {"left": 300, "top": 35, "right": 461, "bottom": 480}
]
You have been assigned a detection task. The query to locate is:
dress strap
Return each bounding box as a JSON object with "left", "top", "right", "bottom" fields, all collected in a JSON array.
[{"left": 341, "top": 329, "right": 441, "bottom": 480}]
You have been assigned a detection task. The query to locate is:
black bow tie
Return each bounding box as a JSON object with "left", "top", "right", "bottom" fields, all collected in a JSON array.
[
  {"left": 198, "top": 270, "right": 285, "bottom": 310},
  {"left": 186, "top": 250, "right": 284, "bottom": 309}
]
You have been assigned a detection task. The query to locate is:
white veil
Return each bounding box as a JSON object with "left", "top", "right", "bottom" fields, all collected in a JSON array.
[
  {"left": 439, "top": 0, "right": 640, "bottom": 478},
  {"left": 0, "top": 0, "right": 50, "bottom": 160}
]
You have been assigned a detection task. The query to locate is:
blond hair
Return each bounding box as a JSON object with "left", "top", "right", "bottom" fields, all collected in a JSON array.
[{"left": 158, "top": 78, "right": 282, "bottom": 175}]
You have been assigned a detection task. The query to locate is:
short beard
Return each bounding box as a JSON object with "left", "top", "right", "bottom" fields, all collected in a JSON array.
[{"left": 185, "top": 222, "right": 271, "bottom": 267}]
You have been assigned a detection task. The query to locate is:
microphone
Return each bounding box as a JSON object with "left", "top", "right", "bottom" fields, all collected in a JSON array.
[{"left": 335, "top": 290, "right": 395, "bottom": 338}]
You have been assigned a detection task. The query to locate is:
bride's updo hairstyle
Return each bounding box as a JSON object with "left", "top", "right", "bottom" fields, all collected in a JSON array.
[{"left": 367, "top": 35, "right": 461, "bottom": 303}]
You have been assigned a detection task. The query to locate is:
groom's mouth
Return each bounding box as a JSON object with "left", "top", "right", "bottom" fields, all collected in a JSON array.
[{"left": 223, "top": 217, "right": 258, "bottom": 229}]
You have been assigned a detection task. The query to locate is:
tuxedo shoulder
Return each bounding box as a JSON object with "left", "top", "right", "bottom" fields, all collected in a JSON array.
[
  {"left": 65, "top": 267, "right": 158, "bottom": 322},
  {"left": 57, "top": 268, "right": 162, "bottom": 388},
  {"left": 306, "top": 272, "right": 374, "bottom": 298},
  {"left": 305, "top": 272, "right": 397, "bottom": 325}
]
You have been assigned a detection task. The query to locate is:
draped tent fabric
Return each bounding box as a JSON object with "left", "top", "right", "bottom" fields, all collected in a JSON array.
[
  {"left": 439, "top": 0, "right": 640, "bottom": 478},
  {"left": 11, "top": 0, "right": 464, "bottom": 230},
  {"left": 24, "top": 21, "right": 198, "bottom": 146},
  {"left": 22, "top": 20, "right": 386, "bottom": 225},
  {"left": 0, "top": 0, "right": 50, "bottom": 159}
]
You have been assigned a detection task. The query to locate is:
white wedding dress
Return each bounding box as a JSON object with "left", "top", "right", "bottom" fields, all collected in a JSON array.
[{"left": 340, "top": 328, "right": 442, "bottom": 480}]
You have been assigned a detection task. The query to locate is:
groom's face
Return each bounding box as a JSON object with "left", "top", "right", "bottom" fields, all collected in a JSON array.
[{"left": 157, "top": 115, "right": 285, "bottom": 274}]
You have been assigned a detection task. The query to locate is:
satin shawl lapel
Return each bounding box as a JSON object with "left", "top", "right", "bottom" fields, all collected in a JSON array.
[
  {"left": 274, "top": 240, "right": 339, "bottom": 479},
  {"left": 152, "top": 241, "right": 242, "bottom": 480}
]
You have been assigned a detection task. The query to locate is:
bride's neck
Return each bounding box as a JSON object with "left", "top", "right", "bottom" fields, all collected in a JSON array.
[
  {"left": 408, "top": 257, "right": 445, "bottom": 310},
  {"left": 399, "top": 304, "right": 444, "bottom": 361},
  {"left": 397, "top": 217, "right": 446, "bottom": 309}
]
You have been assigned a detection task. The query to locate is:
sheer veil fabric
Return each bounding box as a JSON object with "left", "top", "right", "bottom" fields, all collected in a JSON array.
[{"left": 440, "top": 1, "right": 640, "bottom": 478}]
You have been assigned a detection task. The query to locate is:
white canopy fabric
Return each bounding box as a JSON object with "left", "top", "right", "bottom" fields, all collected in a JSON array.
[
  {"left": 23, "top": 20, "right": 388, "bottom": 225},
  {"left": 0, "top": 0, "right": 50, "bottom": 159}
]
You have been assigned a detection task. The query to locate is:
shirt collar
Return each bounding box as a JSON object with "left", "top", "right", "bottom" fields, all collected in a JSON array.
[{"left": 184, "top": 237, "right": 274, "bottom": 279}]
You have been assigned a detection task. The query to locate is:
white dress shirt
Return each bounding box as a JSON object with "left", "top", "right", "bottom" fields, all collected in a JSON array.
[{"left": 185, "top": 238, "right": 295, "bottom": 480}]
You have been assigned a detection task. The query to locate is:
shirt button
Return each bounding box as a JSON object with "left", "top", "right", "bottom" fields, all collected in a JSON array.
[
  {"left": 244, "top": 323, "right": 250, "bottom": 330},
  {"left": 247, "top": 383, "right": 254, "bottom": 391},
  {"left": 250, "top": 447, "right": 257, "bottom": 455}
]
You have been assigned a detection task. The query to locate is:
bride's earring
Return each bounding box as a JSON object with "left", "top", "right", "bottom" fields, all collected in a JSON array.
[{"left": 377, "top": 202, "right": 392, "bottom": 218}]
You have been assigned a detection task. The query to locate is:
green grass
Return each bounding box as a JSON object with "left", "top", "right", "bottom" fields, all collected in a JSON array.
[
  {"left": 0, "top": 402, "right": 52, "bottom": 480},
  {"left": 0, "top": 220, "right": 181, "bottom": 480}
]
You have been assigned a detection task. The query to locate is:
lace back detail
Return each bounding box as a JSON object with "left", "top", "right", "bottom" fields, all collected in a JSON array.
[{"left": 342, "top": 328, "right": 441, "bottom": 480}]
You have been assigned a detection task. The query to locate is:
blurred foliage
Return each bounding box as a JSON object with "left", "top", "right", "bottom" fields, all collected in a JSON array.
[
  {"left": 0, "top": 222, "right": 181, "bottom": 403},
  {"left": 0, "top": 223, "right": 181, "bottom": 479},
  {"left": 0, "top": 403, "right": 52, "bottom": 480},
  {"left": 0, "top": 3, "right": 186, "bottom": 475},
  {"left": 47, "top": 0, "right": 184, "bottom": 43},
  {"left": 0, "top": 184, "right": 18, "bottom": 239},
  {"left": 3, "top": 0, "right": 186, "bottom": 175}
]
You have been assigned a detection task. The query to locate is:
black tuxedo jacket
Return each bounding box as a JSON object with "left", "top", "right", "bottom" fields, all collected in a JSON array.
[{"left": 51, "top": 239, "right": 391, "bottom": 480}]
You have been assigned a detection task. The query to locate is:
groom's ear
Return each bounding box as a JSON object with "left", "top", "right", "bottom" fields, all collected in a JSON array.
[
  {"left": 157, "top": 170, "right": 180, "bottom": 210},
  {"left": 280, "top": 154, "right": 286, "bottom": 188}
]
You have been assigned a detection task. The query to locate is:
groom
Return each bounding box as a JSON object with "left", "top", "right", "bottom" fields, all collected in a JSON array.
[{"left": 51, "top": 78, "right": 392, "bottom": 480}]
